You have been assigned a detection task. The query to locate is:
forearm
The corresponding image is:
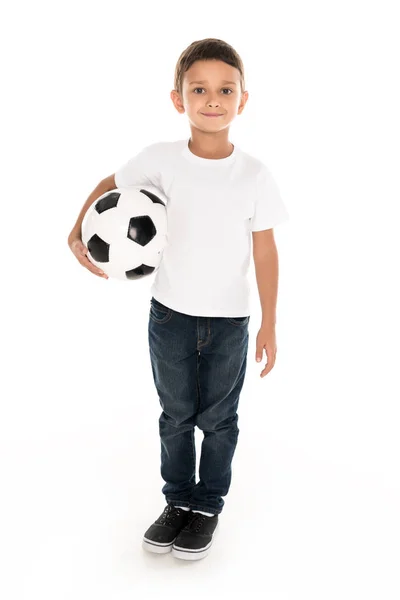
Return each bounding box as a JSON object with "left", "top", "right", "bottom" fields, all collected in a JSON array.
[
  {"left": 67, "top": 179, "right": 111, "bottom": 243},
  {"left": 253, "top": 248, "right": 279, "bottom": 326}
]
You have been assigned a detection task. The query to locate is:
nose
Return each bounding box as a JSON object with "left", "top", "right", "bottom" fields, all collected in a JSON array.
[{"left": 207, "top": 96, "right": 220, "bottom": 108}]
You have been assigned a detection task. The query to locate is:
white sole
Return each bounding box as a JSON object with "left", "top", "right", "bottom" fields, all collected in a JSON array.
[
  {"left": 171, "top": 521, "right": 219, "bottom": 561},
  {"left": 142, "top": 536, "right": 175, "bottom": 554}
]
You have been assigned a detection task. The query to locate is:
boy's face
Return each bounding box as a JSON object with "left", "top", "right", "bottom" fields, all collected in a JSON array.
[{"left": 171, "top": 59, "right": 248, "bottom": 133}]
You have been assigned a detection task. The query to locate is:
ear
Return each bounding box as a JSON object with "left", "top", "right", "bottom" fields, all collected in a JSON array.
[
  {"left": 170, "top": 90, "right": 185, "bottom": 114},
  {"left": 238, "top": 90, "right": 249, "bottom": 115}
]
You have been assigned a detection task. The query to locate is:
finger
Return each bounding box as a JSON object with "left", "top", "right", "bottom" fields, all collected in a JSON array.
[
  {"left": 94, "top": 270, "right": 108, "bottom": 278},
  {"left": 80, "top": 256, "right": 106, "bottom": 277},
  {"left": 260, "top": 350, "right": 274, "bottom": 377},
  {"left": 256, "top": 347, "right": 265, "bottom": 362},
  {"left": 261, "top": 364, "right": 273, "bottom": 377},
  {"left": 261, "top": 357, "right": 275, "bottom": 377}
]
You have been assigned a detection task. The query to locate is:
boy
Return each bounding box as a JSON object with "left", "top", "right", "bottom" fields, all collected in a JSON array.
[{"left": 68, "top": 38, "right": 289, "bottom": 561}]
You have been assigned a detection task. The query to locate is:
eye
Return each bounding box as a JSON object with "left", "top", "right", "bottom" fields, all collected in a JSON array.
[{"left": 193, "top": 88, "right": 233, "bottom": 95}]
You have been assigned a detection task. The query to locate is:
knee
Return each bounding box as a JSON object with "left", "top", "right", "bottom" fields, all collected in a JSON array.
[
  {"left": 159, "top": 411, "right": 196, "bottom": 430},
  {"left": 196, "top": 413, "right": 238, "bottom": 433}
]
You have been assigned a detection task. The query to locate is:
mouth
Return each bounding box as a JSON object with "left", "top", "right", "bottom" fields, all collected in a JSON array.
[{"left": 201, "top": 113, "right": 224, "bottom": 118}]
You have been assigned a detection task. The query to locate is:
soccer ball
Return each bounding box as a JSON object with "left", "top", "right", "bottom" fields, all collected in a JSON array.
[{"left": 81, "top": 186, "right": 168, "bottom": 281}]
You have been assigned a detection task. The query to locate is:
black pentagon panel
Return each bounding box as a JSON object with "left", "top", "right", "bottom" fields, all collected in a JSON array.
[
  {"left": 95, "top": 191, "right": 121, "bottom": 214},
  {"left": 125, "top": 264, "right": 155, "bottom": 279},
  {"left": 127, "top": 215, "right": 156, "bottom": 246},
  {"left": 87, "top": 234, "right": 110, "bottom": 262},
  {"left": 140, "top": 188, "right": 166, "bottom": 206}
]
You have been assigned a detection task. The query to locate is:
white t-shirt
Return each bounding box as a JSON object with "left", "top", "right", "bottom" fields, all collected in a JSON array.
[{"left": 114, "top": 138, "right": 289, "bottom": 318}]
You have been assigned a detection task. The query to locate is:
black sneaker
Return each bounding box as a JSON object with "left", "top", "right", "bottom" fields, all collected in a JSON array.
[
  {"left": 142, "top": 503, "right": 191, "bottom": 554},
  {"left": 171, "top": 511, "right": 219, "bottom": 560}
]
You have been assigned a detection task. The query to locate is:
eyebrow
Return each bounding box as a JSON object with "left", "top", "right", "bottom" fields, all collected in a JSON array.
[{"left": 188, "top": 80, "right": 237, "bottom": 86}]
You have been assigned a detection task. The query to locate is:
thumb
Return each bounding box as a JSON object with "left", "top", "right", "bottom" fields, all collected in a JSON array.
[{"left": 256, "top": 347, "right": 263, "bottom": 362}]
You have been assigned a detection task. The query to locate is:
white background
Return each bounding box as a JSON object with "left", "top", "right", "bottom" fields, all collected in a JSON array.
[{"left": 1, "top": 0, "right": 400, "bottom": 598}]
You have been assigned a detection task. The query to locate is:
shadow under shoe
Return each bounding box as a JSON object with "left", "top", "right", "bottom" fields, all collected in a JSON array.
[{"left": 142, "top": 503, "right": 191, "bottom": 554}]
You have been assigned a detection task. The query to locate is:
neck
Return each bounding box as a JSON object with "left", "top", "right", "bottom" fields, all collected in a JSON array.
[{"left": 188, "top": 130, "right": 234, "bottom": 160}]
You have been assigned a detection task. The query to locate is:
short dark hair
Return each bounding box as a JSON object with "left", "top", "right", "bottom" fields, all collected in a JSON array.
[{"left": 174, "top": 38, "right": 245, "bottom": 96}]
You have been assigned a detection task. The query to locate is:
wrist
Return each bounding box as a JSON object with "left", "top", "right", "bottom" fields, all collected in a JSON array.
[{"left": 261, "top": 319, "right": 276, "bottom": 328}]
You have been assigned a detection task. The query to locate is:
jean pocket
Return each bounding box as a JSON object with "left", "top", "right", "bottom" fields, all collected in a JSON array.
[
  {"left": 150, "top": 297, "right": 173, "bottom": 324},
  {"left": 227, "top": 315, "right": 250, "bottom": 326}
]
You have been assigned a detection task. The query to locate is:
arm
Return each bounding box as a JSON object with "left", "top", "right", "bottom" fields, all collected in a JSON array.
[
  {"left": 252, "top": 228, "right": 279, "bottom": 326},
  {"left": 252, "top": 228, "right": 279, "bottom": 377},
  {"left": 67, "top": 174, "right": 117, "bottom": 244}
]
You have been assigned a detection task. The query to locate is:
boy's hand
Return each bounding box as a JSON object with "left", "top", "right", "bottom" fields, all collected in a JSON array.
[
  {"left": 68, "top": 237, "right": 108, "bottom": 279},
  {"left": 255, "top": 324, "right": 277, "bottom": 378}
]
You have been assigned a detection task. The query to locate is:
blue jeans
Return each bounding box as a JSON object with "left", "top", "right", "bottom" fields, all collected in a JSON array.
[{"left": 148, "top": 296, "right": 250, "bottom": 515}]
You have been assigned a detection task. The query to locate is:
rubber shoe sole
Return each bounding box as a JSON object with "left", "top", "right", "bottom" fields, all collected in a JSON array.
[
  {"left": 142, "top": 536, "right": 176, "bottom": 554},
  {"left": 171, "top": 521, "right": 219, "bottom": 561}
]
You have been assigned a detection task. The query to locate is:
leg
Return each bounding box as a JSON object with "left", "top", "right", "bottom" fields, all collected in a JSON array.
[
  {"left": 148, "top": 297, "right": 199, "bottom": 506},
  {"left": 190, "top": 315, "right": 250, "bottom": 515}
]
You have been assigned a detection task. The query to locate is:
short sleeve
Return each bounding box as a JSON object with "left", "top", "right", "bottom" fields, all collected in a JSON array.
[
  {"left": 114, "top": 143, "right": 161, "bottom": 189},
  {"left": 250, "top": 164, "right": 289, "bottom": 232}
]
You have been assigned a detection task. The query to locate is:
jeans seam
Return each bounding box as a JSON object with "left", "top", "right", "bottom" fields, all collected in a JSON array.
[
  {"left": 150, "top": 298, "right": 173, "bottom": 324},
  {"left": 196, "top": 350, "right": 201, "bottom": 413},
  {"left": 149, "top": 310, "right": 173, "bottom": 324},
  {"left": 227, "top": 316, "right": 250, "bottom": 326}
]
